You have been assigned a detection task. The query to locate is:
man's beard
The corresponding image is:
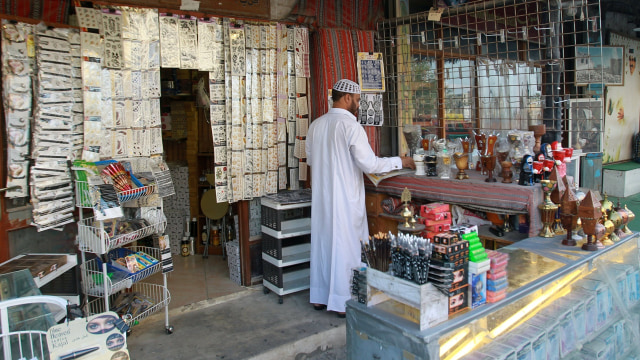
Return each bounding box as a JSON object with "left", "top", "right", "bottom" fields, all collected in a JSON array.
[{"left": 348, "top": 100, "right": 358, "bottom": 116}]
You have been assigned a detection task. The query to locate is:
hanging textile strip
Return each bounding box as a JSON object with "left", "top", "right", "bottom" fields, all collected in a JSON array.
[{"left": 310, "top": 28, "right": 379, "bottom": 154}]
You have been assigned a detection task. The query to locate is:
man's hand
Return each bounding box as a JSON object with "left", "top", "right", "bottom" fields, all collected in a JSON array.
[{"left": 401, "top": 156, "right": 416, "bottom": 169}]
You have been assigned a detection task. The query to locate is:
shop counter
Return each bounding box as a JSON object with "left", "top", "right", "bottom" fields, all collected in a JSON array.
[
  {"left": 346, "top": 232, "right": 640, "bottom": 360},
  {"left": 365, "top": 171, "right": 543, "bottom": 238}
]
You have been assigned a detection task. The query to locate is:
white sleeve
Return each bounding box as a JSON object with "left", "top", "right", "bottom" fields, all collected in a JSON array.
[{"left": 349, "top": 124, "right": 402, "bottom": 174}]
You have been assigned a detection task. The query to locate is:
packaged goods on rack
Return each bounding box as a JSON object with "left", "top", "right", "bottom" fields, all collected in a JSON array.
[
  {"left": 108, "top": 248, "right": 159, "bottom": 274},
  {"left": 74, "top": 159, "right": 172, "bottom": 211},
  {"left": 111, "top": 291, "right": 156, "bottom": 318},
  {"left": 351, "top": 267, "right": 367, "bottom": 304},
  {"left": 573, "top": 277, "right": 614, "bottom": 330},
  {"left": 361, "top": 232, "right": 392, "bottom": 272},
  {"left": 486, "top": 250, "right": 509, "bottom": 303},
  {"left": 389, "top": 232, "right": 432, "bottom": 285}
]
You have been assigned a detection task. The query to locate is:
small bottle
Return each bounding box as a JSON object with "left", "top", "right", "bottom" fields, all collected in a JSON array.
[
  {"left": 190, "top": 217, "right": 198, "bottom": 237},
  {"left": 181, "top": 238, "right": 190, "bottom": 257},
  {"left": 211, "top": 225, "right": 220, "bottom": 246}
]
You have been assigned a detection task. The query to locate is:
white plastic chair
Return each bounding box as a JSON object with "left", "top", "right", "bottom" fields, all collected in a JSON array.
[{"left": 0, "top": 295, "right": 68, "bottom": 360}]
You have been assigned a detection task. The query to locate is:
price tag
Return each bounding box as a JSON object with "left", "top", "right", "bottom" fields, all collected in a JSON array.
[{"left": 428, "top": 7, "right": 445, "bottom": 22}]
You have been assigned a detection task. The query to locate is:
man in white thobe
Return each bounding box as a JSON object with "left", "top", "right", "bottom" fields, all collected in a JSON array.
[{"left": 306, "top": 79, "right": 415, "bottom": 316}]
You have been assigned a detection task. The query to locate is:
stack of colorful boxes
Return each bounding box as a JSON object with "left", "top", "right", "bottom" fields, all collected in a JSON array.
[
  {"left": 486, "top": 250, "right": 509, "bottom": 303},
  {"left": 420, "top": 202, "right": 452, "bottom": 241},
  {"left": 429, "top": 231, "right": 470, "bottom": 315},
  {"left": 452, "top": 223, "right": 489, "bottom": 309}
]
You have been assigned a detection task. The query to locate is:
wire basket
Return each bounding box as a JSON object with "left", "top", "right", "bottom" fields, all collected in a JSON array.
[
  {"left": 74, "top": 180, "right": 157, "bottom": 207},
  {"left": 77, "top": 217, "right": 166, "bottom": 254},
  {"left": 80, "top": 247, "right": 161, "bottom": 297},
  {"left": 117, "top": 185, "right": 157, "bottom": 203},
  {"left": 86, "top": 282, "right": 171, "bottom": 326}
]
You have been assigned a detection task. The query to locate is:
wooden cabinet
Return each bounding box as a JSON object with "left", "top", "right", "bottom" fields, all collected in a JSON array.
[
  {"left": 365, "top": 192, "right": 387, "bottom": 216},
  {"left": 366, "top": 191, "right": 402, "bottom": 235}
]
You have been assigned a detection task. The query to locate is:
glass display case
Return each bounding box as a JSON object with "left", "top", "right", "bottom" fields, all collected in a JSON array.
[
  {"left": 346, "top": 233, "right": 640, "bottom": 360},
  {"left": 0, "top": 269, "right": 56, "bottom": 334}
]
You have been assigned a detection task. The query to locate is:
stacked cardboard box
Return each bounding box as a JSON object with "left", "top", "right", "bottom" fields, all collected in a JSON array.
[
  {"left": 452, "top": 223, "right": 489, "bottom": 309},
  {"left": 429, "top": 232, "right": 469, "bottom": 315},
  {"left": 420, "top": 202, "right": 452, "bottom": 240},
  {"left": 486, "top": 250, "right": 509, "bottom": 303}
]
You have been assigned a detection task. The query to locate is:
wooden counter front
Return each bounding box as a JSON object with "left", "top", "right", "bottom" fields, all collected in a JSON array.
[{"left": 364, "top": 171, "right": 543, "bottom": 237}]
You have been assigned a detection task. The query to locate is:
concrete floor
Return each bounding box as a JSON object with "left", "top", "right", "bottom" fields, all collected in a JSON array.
[
  {"left": 126, "top": 255, "right": 347, "bottom": 359},
  {"left": 144, "top": 254, "right": 246, "bottom": 310}
]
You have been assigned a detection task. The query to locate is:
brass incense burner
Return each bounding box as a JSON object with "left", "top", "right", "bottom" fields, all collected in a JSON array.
[
  {"left": 579, "top": 190, "right": 604, "bottom": 251},
  {"left": 539, "top": 180, "right": 558, "bottom": 238},
  {"left": 398, "top": 188, "right": 425, "bottom": 234},
  {"left": 560, "top": 182, "right": 580, "bottom": 246},
  {"left": 600, "top": 210, "right": 615, "bottom": 246}
]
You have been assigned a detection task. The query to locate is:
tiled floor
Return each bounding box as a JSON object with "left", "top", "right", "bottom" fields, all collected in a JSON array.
[{"left": 146, "top": 254, "right": 245, "bottom": 310}]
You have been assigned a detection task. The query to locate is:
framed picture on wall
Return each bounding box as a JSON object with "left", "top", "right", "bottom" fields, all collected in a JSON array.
[
  {"left": 575, "top": 46, "right": 624, "bottom": 86},
  {"left": 357, "top": 52, "right": 385, "bottom": 92},
  {"left": 568, "top": 98, "right": 602, "bottom": 153}
]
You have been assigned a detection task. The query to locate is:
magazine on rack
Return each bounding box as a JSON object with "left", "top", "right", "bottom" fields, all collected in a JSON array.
[{"left": 366, "top": 169, "right": 414, "bottom": 187}]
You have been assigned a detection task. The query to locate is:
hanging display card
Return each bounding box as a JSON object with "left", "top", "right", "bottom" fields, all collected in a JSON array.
[
  {"left": 294, "top": 27, "right": 309, "bottom": 78},
  {"left": 178, "top": 16, "right": 198, "bottom": 69},
  {"left": 358, "top": 93, "right": 384, "bottom": 126},
  {"left": 76, "top": 7, "right": 102, "bottom": 30},
  {"left": 47, "top": 311, "right": 129, "bottom": 360},
  {"left": 229, "top": 25, "right": 246, "bottom": 76},
  {"left": 159, "top": 14, "right": 180, "bottom": 68},
  {"left": 198, "top": 19, "right": 217, "bottom": 71},
  {"left": 102, "top": 10, "right": 123, "bottom": 69},
  {"left": 357, "top": 52, "right": 385, "bottom": 92}
]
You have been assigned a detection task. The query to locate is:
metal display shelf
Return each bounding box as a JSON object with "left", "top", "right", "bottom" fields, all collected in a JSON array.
[{"left": 75, "top": 159, "right": 174, "bottom": 334}]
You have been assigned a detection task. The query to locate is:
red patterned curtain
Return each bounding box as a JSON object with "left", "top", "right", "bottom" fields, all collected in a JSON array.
[
  {"left": 0, "top": 0, "right": 71, "bottom": 23},
  {"left": 290, "top": 0, "right": 385, "bottom": 30},
  {"left": 310, "top": 28, "right": 380, "bottom": 154}
]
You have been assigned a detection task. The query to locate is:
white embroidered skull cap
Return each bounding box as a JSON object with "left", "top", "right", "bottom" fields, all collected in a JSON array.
[{"left": 332, "top": 79, "right": 361, "bottom": 94}]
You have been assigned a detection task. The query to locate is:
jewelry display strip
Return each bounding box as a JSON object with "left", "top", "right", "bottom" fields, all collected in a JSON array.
[
  {"left": 2, "top": 21, "right": 34, "bottom": 198},
  {"left": 30, "top": 26, "right": 79, "bottom": 231}
]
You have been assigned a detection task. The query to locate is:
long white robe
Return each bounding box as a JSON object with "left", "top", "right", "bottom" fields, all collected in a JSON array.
[{"left": 306, "top": 108, "right": 402, "bottom": 312}]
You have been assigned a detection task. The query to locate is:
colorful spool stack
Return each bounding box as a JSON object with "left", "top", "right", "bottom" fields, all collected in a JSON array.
[
  {"left": 429, "top": 231, "right": 470, "bottom": 315},
  {"left": 452, "top": 223, "right": 489, "bottom": 309},
  {"left": 486, "top": 250, "right": 510, "bottom": 303},
  {"left": 420, "top": 202, "right": 452, "bottom": 241}
]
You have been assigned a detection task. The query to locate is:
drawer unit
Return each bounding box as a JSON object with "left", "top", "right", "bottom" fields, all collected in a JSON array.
[{"left": 260, "top": 190, "right": 312, "bottom": 304}]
